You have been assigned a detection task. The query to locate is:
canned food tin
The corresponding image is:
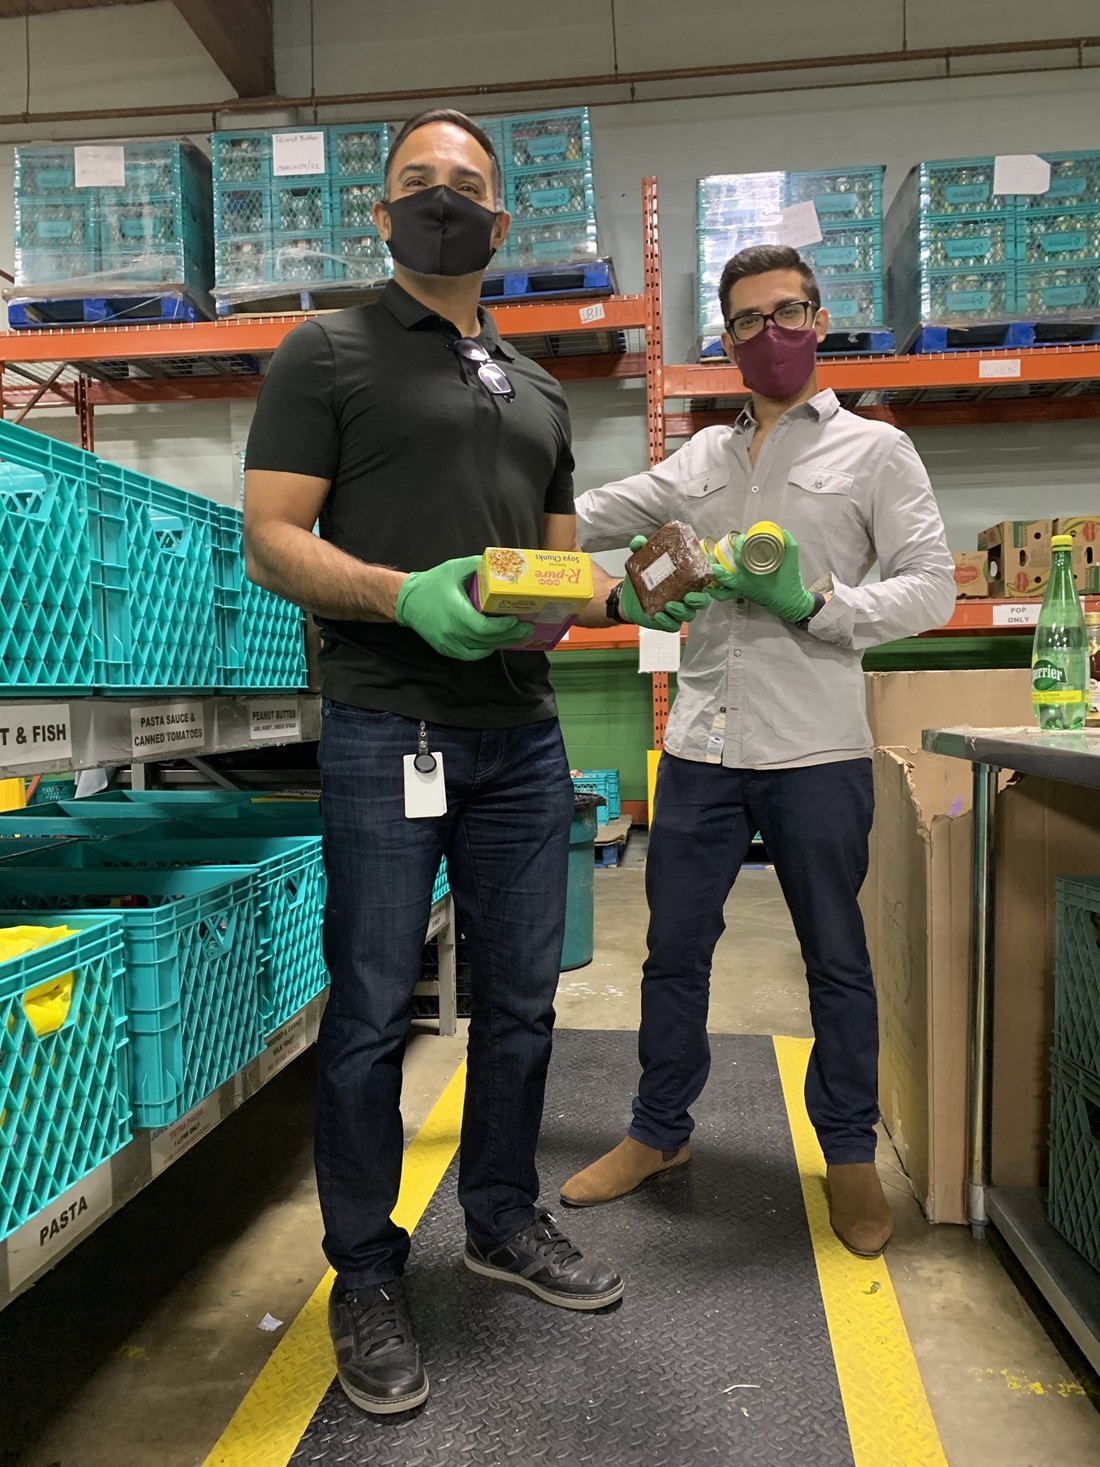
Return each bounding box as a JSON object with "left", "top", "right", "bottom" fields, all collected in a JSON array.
[{"left": 740, "top": 521, "right": 786, "bottom": 575}]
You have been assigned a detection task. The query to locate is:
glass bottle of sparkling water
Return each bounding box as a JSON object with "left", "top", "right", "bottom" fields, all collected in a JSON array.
[{"left": 1031, "top": 535, "right": 1087, "bottom": 730}]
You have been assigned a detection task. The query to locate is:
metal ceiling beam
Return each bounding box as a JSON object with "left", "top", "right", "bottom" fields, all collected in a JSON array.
[{"left": 168, "top": 0, "right": 274, "bottom": 99}]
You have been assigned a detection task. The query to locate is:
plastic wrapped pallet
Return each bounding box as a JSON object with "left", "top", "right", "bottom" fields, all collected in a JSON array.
[
  {"left": 12, "top": 140, "right": 213, "bottom": 301},
  {"left": 695, "top": 166, "right": 885, "bottom": 354}
]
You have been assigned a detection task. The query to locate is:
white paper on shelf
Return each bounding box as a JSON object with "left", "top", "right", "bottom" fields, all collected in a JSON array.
[
  {"left": 992, "top": 154, "right": 1051, "bottom": 196},
  {"left": 992, "top": 603, "right": 1041, "bottom": 627},
  {"left": 0, "top": 705, "right": 72, "bottom": 766},
  {"left": 6, "top": 1161, "right": 113, "bottom": 1290},
  {"left": 74, "top": 145, "right": 125, "bottom": 189},
  {"left": 777, "top": 201, "right": 822, "bottom": 249},
  {"left": 638, "top": 628, "right": 682, "bottom": 673},
  {"left": 979, "top": 359, "right": 1022, "bottom": 380},
  {"left": 272, "top": 131, "right": 326, "bottom": 177},
  {"left": 248, "top": 699, "right": 302, "bottom": 742},
  {"left": 130, "top": 702, "right": 205, "bottom": 757}
]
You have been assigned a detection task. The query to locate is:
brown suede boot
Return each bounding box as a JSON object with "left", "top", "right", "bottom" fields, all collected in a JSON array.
[
  {"left": 560, "top": 1136, "right": 691, "bottom": 1207},
  {"left": 826, "top": 1162, "right": 894, "bottom": 1258}
]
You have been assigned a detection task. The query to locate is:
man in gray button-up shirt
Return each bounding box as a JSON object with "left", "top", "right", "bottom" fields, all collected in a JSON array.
[{"left": 560, "top": 245, "right": 955, "bottom": 1257}]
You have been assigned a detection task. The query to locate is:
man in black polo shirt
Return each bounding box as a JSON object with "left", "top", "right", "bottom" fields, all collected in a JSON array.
[{"left": 245, "top": 109, "right": 687, "bottom": 1416}]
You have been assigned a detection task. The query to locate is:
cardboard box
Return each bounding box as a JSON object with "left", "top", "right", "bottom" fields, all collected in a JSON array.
[
  {"left": 473, "top": 548, "right": 593, "bottom": 652},
  {"left": 864, "top": 668, "right": 1033, "bottom": 750},
  {"left": 1055, "top": 519, "right": 1100, "bottom": 593},
  {"left": 977, "top": 519, "right": 1053, "bottom": 558},
  {"left": 951, "top": 550, "right": 991, "bottom": 598},
  {"left": 991, "top": 776, "right": 1100, "bottom": 1188}
]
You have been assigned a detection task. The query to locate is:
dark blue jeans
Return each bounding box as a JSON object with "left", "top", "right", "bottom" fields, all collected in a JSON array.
[
  {"left": 634, "top": 753, "right": 878, "bottom": 1165},
  {"left": 315, "top": 701, "right": 574, "bottom": 1290}
]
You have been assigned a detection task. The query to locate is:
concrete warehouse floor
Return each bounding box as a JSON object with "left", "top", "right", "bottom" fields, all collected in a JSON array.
[{"left": 1, "top": 861, "right": 1098, "bottom": 1467}]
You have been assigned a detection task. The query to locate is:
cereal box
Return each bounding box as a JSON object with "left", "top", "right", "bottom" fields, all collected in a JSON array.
[{"left": 471, "top": 547, "right": 593, "bottom": 652}]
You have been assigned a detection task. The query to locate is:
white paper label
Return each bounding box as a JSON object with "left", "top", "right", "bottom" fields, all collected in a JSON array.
[
  {"left": 259, "top": 1010, "right": 309, "bottom": 1085},
  {"left": 248, "top": 699, "right": 301, "bottom": 742},
  {"left": 638, "top": 628, "right": 682, "bottom": 674},
  {"left": 426, "top": 899, "right": 449, "bottom": 940},
  {"left": 641, "top": 552, "right": 676, "bottom": 592},
  {"left": 777, "top": 201, "right": 823, "bottom": 249},
  {"left": 0, "top": 705, "right": 72, "bottom": 766},
  {"left": 993, "top": 153, "right": 1051, "bottom": 196},
  {"left": 149, "top": 1097, "right": 220, "bottom": 1177},
  {"left": 6, "top": 1160, "right": 113, "bottom": 1289},
  {"left": 979, "top": 358, "right": 1022, "bottom": 379},
  {"left": 992, "top": 602, "right": 1041, "bottom": 627},
  {"left": 403, "top": 752, "right": 447, "bottom": 818},
  {"left": 74, "top": 144, "right": 126, "bottom": 189},
  {"left": 579, "top": 302, "right": 606, "bottom": 324},
  {"left": 272, "top": 130, "right": 326, "bottom": 177},
  {"left": 130, "top": 702, "right": 205, "bottom": 756}
]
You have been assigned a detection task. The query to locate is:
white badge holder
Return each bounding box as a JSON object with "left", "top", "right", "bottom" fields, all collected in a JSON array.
[{"left": 403, "top": 721, "right": 447, "bottom": 818}]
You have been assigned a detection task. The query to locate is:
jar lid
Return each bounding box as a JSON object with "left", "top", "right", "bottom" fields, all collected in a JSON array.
[{"left": 1051, "top": 534, "right": 1073, "bottom": 549}]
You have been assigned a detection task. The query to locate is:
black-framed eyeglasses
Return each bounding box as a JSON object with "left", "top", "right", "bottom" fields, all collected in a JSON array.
[
  {"left": 451, "top": 337, "right": 516, "bottom": 402},
  {"left": 726, "top": 299, "right": 816, "bottom": 344}
]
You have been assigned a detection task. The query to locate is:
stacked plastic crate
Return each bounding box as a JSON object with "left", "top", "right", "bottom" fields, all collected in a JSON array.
[
  {"left": 695, "top": 166, "right": 886, "bottom": 355},
  {"left": 484, "top": 108, "right": 599, "bottom": 271},
  {"left": 1047, "top": 877, "right": 1100, "bottom": 1271},
  {"left": 12, "top": 140, "right": 213, "bottom": 298},
  {"left": 212, "top": 124, "right": 390, "bottom": 305},
  {"left": 885, "top": 152, "right": 1100, "bottom": 348}
]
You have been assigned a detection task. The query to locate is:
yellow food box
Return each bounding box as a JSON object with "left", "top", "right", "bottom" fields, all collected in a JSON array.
[{"left": 476, "top": 547, "right": 593, "bottom": 615}]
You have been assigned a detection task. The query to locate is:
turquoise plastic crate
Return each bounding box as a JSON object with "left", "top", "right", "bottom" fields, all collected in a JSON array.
[
  {"left": 0, "top": 864, "right": 265, "bottom": 1128},
  {"left": 499, "top": 109, "right": 591, "bottom": 171},
  {"left": 802, "top": 223, "right": 881, "bottom": 278},
  {"left": 1048, "top": 1053, "right": 1100, "bottom": 1273},
  {"left": 329, "top": 178, "right": 385, "bottom": 231},
  {"left": 920, "top": 266, "right": 1015, "bottom": 322},
  {"left": 92, "top": 462, "right": 220, "bottom": 691},
  {"left": 332, "top": 227, "right": 391, "bottom": 282},
  {"left": 496, "top": 219, "right": 599, "bottom": 269},
  {"left": 211, "top": 131, "right": 272, "bottom": 186},
  {"left": 215, "top": 235, "right": 274, "bottom": 288},
  {"left": 1018, "top": 263, "right": 1100, "bottom": 318},
  {"left": 432, "top": 859, "right": 449, "bottom": 905},
  {"left": 0, "top": 913, "right": 130, "bottom": 1241},
  {"left": 214, "top": 183, "right": 271, "bottom": 237},
  {"left": 0, "top": 421, "right": 100, "bottom": 692},
  {"left": 1018, "top": 209, "right": 1100, "bottom": 266},
  {"left": 211, "top": 507, "right": 307, "bottom": 691},
  {"left": 819, "top": 273, "right": 884, "bottom": 328},
  {"left": 1026, "top": 151, "right": 1100, "bottom": 210},
  {"left": 506, "top": 165, "right": 594, "bottom": 222},
  {"left": 329, "top": 123, "right": 389, "bottom": 180},
  {"left": 1, "top": 790, "right": 322, "bottom": 833},
  {"left": 923, "top": 213, "right": 1015, "bottom": 269},
  {"left": 919, "top": 157, "right": 1013, "bottom": 217},
  {"left": 784, "top": 166, "right": 883, "bottom": 223},
  {"left": 272, "top": 179, "right": 331, "bottom": 233},
  {"left": 272, "top": 232, "right": 333, "bottom": 284},
  {"left": 13, "top": 145, "right": 79, "bottom": 193},
  {"left": 572, "top": 769, "right": 621, "bottom": 823},
  {"left": 24, "top": 832, "right": 326, "bottom": 1037},
  {"left": 1054, "top": 876, "right": 1100, "bottom": 1077}
]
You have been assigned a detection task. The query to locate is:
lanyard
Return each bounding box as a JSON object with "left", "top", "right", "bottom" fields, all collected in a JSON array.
[{"left": 413, "top": 720, "right": 437, "bottom": 774}]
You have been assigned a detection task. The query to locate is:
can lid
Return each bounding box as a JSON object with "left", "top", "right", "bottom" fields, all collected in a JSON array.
[{"left": 1051, "top": 534, "right": 1074, "bottom": 549}]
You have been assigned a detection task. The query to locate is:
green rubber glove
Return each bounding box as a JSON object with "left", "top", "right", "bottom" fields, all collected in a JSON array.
[
  {"left": 395, "top": 555, "right": 529, "bottom": 661},
  {"left": 711, "top": 529, "right": 814, "bottom": 623},
  {"left": 619, "top": 536, "right": 710, "bottom": 633}
]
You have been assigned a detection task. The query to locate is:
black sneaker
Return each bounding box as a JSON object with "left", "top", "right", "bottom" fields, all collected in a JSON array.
[
  {"left": 328, "top": 1280, "right": 429, "bottom": 1414},
  {"left": 463, "top": 1207, "right": 624, "bottom": 1310}
]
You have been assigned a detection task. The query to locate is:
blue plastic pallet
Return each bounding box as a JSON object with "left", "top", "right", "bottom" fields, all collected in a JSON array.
[
  {"left": 908, "top": 320, "right": 1100, "bottom": 353},
  {"left": 7, "top": 291, "right": 212, "bottom": 329},
  {"left": 480, "top": 258, "right": 614, "bottom": 301}
]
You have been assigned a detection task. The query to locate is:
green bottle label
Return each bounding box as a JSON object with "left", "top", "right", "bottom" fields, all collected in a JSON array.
[{"left": 1032, "top": 658, "right": 1084, "bottom": 704}]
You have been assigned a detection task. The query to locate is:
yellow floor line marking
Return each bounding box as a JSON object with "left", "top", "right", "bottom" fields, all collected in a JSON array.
[
  {"left": 773, "top": 1036, "right": 949, "bottom": 1467},
  {"left": 202, "top": 1059, "right": 467, "bottom": 1467}
]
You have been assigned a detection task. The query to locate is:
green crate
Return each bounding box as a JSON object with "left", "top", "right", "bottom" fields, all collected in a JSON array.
[
  {"left": 1048, "top": 1054, "right": 1100, "bottom": 1273},
  {"left": 211, "top": 505, "right": 308, "bottom": 691},
  {"left": 1055, "top": 876, "right": 1100, "bottom": 1076},
  {"left": 919, "top": 157, "right": 1013, "bottom": 217},
  {"left": 819, "top": 273, "right": 884, "bottom": 328},
  {"left": 332, "top": 227, "right": 391, "bottom": 282},
  {"left": 214, "top": 184, "right": 271, "bottom": 237},
  {"left": 924, "top": 214, "right": 1015, "bottom": 269},
  {"left": 272, "top": 232, "right": 332, "bottom": 284},
  {"left": 802, "top": 223, "right": 882, "bottom": 277},
  {"left": 1018, "top": 263, "right": 1100, "bottom": 318},
  {"left": 784, "top": 166, "right": 883, "bottom": 223},
  {"left": 211, "top": 131, "right": 272, "bottom": 185},
  {"left": 330, "top": 178, "right": 385, "bottom": 231},
  {"left": 496, "top": 218, "right": 599, "bottom": 269},
  {"left": 329, "top": 123, "right": 389, "bottom": 180},
  {"left": 0, "top": 864, "right": 265, "bottom": 1129},
  {"left": 1027, "top": 151, "right": 1100, "bottom": 209},
  {"left": 500, "top": 109, "right": 591, "bottom": 170},
  {"left": 215, "top": 235, "right": 274, "bottom": 288},
  {"left": 0, "top": 913, "right": 130, "bottom": 1241},
  {"left": 921, "top": 266, "right": 1015, "bottom": 322},
  {"left": 1018, "top": 209, "right": 1100, "bottom": 266},
  {"left": 506, "top": 165, "right": 594, "bottom": 222}
]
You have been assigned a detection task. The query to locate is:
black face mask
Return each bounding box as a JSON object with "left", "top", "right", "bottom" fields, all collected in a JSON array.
[{"left": 383, "top": 185, "right": 499, "bottom": 277}]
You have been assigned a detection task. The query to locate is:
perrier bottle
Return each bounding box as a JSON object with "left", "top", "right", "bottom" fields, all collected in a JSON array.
[{"left": 1031, "top": 534, "right": 1087, "bottom": 731}]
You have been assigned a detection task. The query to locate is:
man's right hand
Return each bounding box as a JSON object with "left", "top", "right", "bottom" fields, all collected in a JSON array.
[{"left": 395, "top": 556, "right": 529, "bottom": 661}]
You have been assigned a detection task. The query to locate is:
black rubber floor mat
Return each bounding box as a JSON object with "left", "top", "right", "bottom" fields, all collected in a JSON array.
[{"left": 291, "top": 1030, "right": 853, "bottom": 1466}]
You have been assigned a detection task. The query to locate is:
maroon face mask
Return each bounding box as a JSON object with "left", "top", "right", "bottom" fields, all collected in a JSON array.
[{"left": 733, "top": 322, "right": 818, "bottom": 401}]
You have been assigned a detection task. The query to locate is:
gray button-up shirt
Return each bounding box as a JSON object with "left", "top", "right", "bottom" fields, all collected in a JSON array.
[{"left": 575, "top": 389, "right": 956, "bottom": 770}]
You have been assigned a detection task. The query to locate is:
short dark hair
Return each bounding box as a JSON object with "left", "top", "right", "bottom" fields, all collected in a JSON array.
[
  {"left": 384, "top": 108, "right": 503, "bottom": 206},
  {"left": 719, "top": 244, "right": 821, "bottom": 323}
]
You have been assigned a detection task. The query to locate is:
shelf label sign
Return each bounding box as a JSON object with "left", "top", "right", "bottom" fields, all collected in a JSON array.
[
  {"left": 272, "top": 130, "right": 326, "bottom": 177},
  {"left": 777, "top": 201, "right": 823, "bottom": 249},
  {"left": 6, "top": 1160, "right": 113, "bottom": 1289},
  {"left": 260, "top": 1010, "right": 309, "bottom": 1085},
  {"left": 0, "top": 705, "right": 73, "bottom": 766},
  {"left": 992, "top": 602, "right": 1041, "bottom": 627},
  {"left": 130, "top": 702, "right": 206, "bottom": 756},
  {"left": 979, "top": 358, "right": 1022, "bottom": 379},
  {"left": 248, "top": 699, "right": 302, "bottom": 742},
  {"left": 149, "top": 1097, "right": 220, "bottom": 1177},
  {"left": 74, "top": 144, "right": 126, "bottom": 189},
  {"left": 579, "top": 303, "right": 606, "bottom": 325}
]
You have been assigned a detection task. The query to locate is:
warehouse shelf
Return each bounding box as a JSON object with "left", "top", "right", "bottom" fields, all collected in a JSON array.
[
  {"left": 0, "top": 693, "right": 320, "bottom": 780},
  {"left": 0, "top": 886, "right": 456, "bottom": 1313}
]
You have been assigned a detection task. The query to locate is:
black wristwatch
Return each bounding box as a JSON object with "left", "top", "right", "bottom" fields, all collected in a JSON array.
[
  {"left": 606, "top": 581, "right": 628, "bottom": 626},
  {"left": 796, "top": 591, "right": 827, "bottom": 631}
]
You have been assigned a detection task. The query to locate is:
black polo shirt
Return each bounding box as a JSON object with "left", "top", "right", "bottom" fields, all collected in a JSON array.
[{"left": 245, "top": 281, "right": 575, "bottom": 727}]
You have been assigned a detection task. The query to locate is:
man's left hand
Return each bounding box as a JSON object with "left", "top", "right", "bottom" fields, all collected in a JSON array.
[{"left": 715, "top": 529, "right": 815, "bottom": 623}]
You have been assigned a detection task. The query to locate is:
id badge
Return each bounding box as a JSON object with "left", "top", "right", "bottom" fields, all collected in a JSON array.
[{"left": 403, "top": 721, "right": 447, "bottom": 819}]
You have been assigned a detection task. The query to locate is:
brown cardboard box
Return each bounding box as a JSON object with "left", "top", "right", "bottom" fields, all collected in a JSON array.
[
  {"left": 951, "top": 550, "right": 991, "bottom": 598},
  {"left": 864, "top": 668, "right": 1033, "bottom": 750},
  {"left": 978, "top": 519, "right": 1053, "bottom": 558},
  {"left": 1055, "top": 519, "right": 1100, "bottom": 594},
  {"left": 991, "top": 776, "right": 1100, "bottom": 1188},
  {"left": 980, "top": 519, "right": 1054, "bottom": 597}
]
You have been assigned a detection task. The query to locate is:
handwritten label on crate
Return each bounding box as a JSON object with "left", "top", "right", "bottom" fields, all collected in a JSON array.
[
  {"left": 6, "top": 1160, "right": 113, "bottom": 1289},
  {"left": 578, "top": 303, "right": 606, "bottom": 325},
  {"left": 259, "top": 1010, "right": 309, "bottom": 1086},
  {"left": 992, "top": 602, "right": 1041, "bottom": 627},
  {"left": 74, "top": 144, "right": 126, "bottom": 189},
  {"left": 248, "top": 699, "right": 302, "bottom": 743},
  {"left": 130, "top": 702, "right": 205, "bottom": 757},
  {"left": 0, "top": 705, "right": 73, "bottom": 766},
  {"left": 979, "top": 358, "right": 1022, "bottom": 380},
  {"left": 149, "top": 1097, "right": 220, "bottom": 1177},
  {"left": 272, "top": 130, "right": 326, "bottom": 177}
]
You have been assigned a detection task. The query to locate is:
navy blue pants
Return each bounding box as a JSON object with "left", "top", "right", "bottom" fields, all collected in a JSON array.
[
  {"left": 315, "top": 701, "right": 574, "bottom": 1290},
  {"left": 633, "top": 752, "right": 878, "bottom": 1165}
]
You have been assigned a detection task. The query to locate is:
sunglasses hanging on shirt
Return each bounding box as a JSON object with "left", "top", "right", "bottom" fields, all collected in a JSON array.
[{"left": 451, "top": 337, "right": 516, "bottom": 402}]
